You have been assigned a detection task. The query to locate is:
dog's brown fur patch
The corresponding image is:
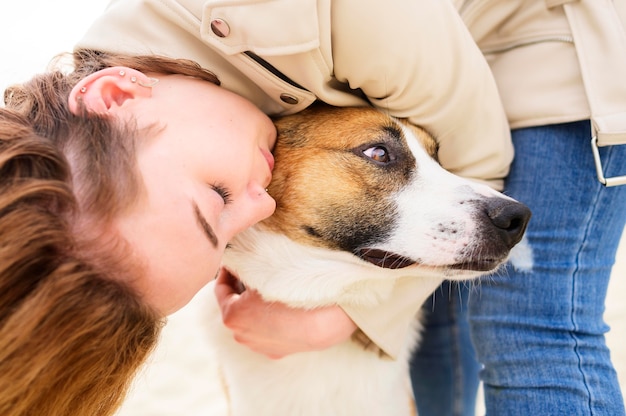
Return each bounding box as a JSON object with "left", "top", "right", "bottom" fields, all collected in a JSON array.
[{"left": 262, "top": 104, "right": 438, "bottom": 254}]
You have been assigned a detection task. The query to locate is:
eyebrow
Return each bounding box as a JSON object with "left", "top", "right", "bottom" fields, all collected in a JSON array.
[{"left": 192, "top": 201, "right": 219, "bottom": 248}]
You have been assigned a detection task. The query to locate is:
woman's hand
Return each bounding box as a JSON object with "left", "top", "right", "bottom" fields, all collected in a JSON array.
[{"left": 214, "top": 268, "right": 357, "bottom": 359}]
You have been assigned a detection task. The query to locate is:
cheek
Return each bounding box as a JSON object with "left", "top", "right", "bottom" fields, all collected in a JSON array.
[
  {"left": 115, "top": 210, "right": 225, "bottom": 315},
  {"left": 141, "top": 240, "right": 225, "bottom": 315},
  {"left": 199, "top": 127, "right": 252, "bottom": 164}
]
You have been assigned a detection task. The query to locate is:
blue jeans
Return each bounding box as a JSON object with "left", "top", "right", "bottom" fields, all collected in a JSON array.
[
  {"left": 472, "top": 121, "right": 626, "bottom": 414},
  {"left": 410, "top": 281, "right": 480, "bottom": 416},
  {"left": 412, "top": 121, "right": 626, "bottom": 415}
]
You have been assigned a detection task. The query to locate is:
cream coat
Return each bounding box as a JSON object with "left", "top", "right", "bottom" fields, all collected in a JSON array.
[
  {"left": 456, "top": 0, "right": 626, "bottom": 143},
  {"left": 78, "top": 0, "right": 626, "bottom": 356},
  {"left": 77, "top": 0, "right": 512, "bottom": 189},
  {"left": 78, "top": 0, "right": 515, "bottom": 358},
  {"left": 77, "top": 0, "right": 626, "bottom": 357}
]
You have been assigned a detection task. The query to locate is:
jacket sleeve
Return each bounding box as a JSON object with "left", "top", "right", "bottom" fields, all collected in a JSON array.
[
  {"left": 342, "top": 276, "right": 443, "bottom": 359},
  {"left": 330, "top": 0, "right": 513, "bottom": 358},
  {"left": 331, "top": 0, "right": 512, "bottom": 190}
]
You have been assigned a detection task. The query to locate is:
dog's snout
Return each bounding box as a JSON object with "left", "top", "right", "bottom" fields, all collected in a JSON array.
[{"left": 485, "top": 198, "right": 531, "bottom": 249}]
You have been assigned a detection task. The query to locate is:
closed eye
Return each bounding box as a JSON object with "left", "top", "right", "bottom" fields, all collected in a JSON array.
[{"left": 211, "top": 184, "right": 233, "bottom": 204}]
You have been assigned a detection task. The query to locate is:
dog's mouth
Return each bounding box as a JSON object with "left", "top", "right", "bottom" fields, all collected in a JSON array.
[
  {"left": 357, "top": 249, "right": 416, "bottom": 269},
  {"left": 358, "top": 249, "right": 504, "bottom": 272},
  {"left": 449, "top": 259, "right": 502, "bottom": 272}
]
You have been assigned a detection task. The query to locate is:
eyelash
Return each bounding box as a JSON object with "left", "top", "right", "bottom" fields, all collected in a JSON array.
[{"left": 211, "top": 184, "right": 233, "bottom": 204}]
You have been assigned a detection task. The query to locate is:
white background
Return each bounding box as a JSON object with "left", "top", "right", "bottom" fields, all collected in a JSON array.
[{"left": 0, "top": 1, "right": 109, "bottom": 92}]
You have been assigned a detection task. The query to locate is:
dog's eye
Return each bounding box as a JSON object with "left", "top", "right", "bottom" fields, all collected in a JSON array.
[{"left": 363, "top": 146, "right": 390, "bottom": 163}]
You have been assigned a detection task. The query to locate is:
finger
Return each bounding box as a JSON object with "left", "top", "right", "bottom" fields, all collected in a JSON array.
[
  {"left": 218, "top": 267, "right": 246, "bottom": 293},
  {"left": 214, "top": 268, "right": 237, "bottom": 303}
]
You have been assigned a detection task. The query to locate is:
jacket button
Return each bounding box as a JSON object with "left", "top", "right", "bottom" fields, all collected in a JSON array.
[
  {"left": 280, "top": 93, "right": 299, "bottom": 105},
  {"left": 210, "top": 19, "right": 230, "bottom": 37}
]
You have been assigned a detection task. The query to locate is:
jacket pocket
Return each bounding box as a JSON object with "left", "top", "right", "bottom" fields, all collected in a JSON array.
[{"left": 201, "top": 0, "right": 320, "bottom": 56}]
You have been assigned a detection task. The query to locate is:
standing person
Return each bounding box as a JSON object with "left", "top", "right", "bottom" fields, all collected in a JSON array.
[
  {"left": 412, "top": 1, "right": 626, "bottom": 415},
  {"left": 75, "top": 0, "right": 514, "bottom": 363},
  {"left": 467, "top": 1, "right": 626, "bottom": 414}
]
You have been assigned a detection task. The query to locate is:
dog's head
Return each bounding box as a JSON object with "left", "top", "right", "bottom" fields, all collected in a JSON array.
[{"left": 258, "top": 104, "right": 530, "bottom": 279}]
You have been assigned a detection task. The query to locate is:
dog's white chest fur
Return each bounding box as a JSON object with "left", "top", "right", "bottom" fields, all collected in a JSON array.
[
  {"left": 209, "top": 319, "right": 418, "bottom": 415},
  {"left": 211, "top": 230, "right": 438, "bottom": 415},
  {"left": 206, "top": 284, "right": 422, "bottom": 416}
]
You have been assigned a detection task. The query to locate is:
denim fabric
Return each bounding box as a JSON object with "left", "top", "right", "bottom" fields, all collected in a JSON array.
[
  {"left": 410, "top": 280, "right": 480, "bottom": 416},
  {"left": 470, "top": 121, "right": 626, "bottom": 415}
]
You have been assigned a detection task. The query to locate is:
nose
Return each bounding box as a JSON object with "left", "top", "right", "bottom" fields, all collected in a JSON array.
[
  {"left": 227, "top": 186, "right": 276, "bottom": 237},
  {"left": 484, "top": 198, "right": 532, "bottom": 249}
]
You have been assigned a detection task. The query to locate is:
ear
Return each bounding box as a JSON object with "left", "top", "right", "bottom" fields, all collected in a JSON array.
[{"left": 68, "top": 66, "right": 159, "bottom": 115}]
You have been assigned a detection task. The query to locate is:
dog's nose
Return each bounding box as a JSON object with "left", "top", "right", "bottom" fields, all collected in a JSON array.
[{"left": 484, "top": 198, "right": 532, "bottom": 249}]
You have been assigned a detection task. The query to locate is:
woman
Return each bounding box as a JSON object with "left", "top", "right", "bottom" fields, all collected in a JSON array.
[
  {"left": 464, "top": 1, "right": 626, "bottom": 414},
  {"left": 0, "top": 50, "right": 275, "bottom": 415}
]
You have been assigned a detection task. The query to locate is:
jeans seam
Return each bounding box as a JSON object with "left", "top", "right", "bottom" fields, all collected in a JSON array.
[
  {"left": 450, "top": 287, "right": 464, "bottom": 416},
  {"left": 570, "top": 146, "right": 612, "bottom": 415}
]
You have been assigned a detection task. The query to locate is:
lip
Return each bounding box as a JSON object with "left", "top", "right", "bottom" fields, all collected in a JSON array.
[{"left": 261, "top": 148, "right": 275, "bottom": 172}]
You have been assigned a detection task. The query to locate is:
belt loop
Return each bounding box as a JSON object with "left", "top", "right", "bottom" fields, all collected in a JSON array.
[{"left": 590, "top": 135, "right": 626, "bottom": 187}]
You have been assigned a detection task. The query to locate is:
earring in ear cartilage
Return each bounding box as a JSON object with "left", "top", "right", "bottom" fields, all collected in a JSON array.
[
  {"left": 137, "top": 77, "right": 160, "bottom": 88},
  {"left": 119, "top": 70, "right": 126, "bottom": 77},
  {"left": 80, "top": 87, "right": 87, "bottom": 93},
  {"left": 130, "top": 76, "right": 137, "bottom": 83}
]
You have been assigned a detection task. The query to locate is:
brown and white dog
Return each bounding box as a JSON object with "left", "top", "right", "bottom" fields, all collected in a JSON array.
[{"left": 208, "top": 104, "right": 530, "bottom": 416}]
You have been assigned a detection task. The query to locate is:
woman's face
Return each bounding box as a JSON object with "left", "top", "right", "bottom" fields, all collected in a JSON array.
[{"left": 113, "top": 74, "right": 276, "bottom": 315}]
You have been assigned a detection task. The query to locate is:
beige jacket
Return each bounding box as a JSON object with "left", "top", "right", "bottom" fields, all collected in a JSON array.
[
  {"left": 78, "top": 0, "right": 514, "bottom": 358},
  {"left": 78, "top": 0, "right": 512, "bottom": 189},
  {"left": 456, "top": 0, "right": 626, "bottom": 158}
]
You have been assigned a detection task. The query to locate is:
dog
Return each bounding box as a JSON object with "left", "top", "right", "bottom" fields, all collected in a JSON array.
[{"left": 207, "top": 104, "right": 531, "bottom": 416}]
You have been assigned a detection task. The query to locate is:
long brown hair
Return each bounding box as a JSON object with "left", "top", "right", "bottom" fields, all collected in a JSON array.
[{"left": 0, "top": 50, "right": 219, "bottom": 415}]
